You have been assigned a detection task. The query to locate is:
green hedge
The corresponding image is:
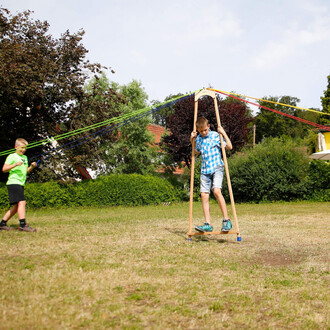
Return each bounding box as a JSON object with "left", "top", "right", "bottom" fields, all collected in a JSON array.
[
  {"left": 181, "top": 137, "right": 329, "bottom": 203},
  {"left": 223, "top": 138, "right": 329, "bottom": 202},
  {"left": 1, "top": 140, "right": 328, "bottom": 209},
  {"left": 0, "top": 174, "right": 180, "bottom": 209},
  {"left": 307, "top": 159, "right": 330, "bottom": 202}
]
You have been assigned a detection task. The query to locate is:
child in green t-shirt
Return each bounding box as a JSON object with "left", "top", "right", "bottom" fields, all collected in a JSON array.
[{"left": 0, "top": 138, "right": 37, "bottom": 232}]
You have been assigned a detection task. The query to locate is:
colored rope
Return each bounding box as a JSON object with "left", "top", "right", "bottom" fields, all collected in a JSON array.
[
  {"left": 211, "top": 89, "right": 330, "bottom": 131},
  {"left": 0, "top": 90, "right": 200, "bottom": 157},
  {"left": 208, "top": 88, "right": 330, "bottom": 116},
  {"left": 30, "top": 93, "right": 194, "bottom": 164}
]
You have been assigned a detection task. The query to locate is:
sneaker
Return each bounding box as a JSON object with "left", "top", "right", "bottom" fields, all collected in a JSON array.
[
  {"left": 19, "top": 225, "right": 37, "bottom": 232},
  {"left": 0, "top": 223, "right": 15, "bottom": 231},
  {"left": 195, "top": 223, "right": 213, "bottom": 232},
  {"left": 221, "top": 219, "right": 232, "bottom": 232}
]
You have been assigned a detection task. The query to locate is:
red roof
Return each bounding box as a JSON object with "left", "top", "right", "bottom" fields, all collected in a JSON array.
[
  {"left": 147, "top": 124, "right": 165, "bottom": 144},
  {"left": 147, "top": 124, "right": 185, "bottom": 175}
]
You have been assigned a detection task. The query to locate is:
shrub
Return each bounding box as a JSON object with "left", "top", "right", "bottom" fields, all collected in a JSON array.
[
  {"left": 224, "top": 137, "right": 310, "bottom": 202},
  {"left": 0, "top": 174, "right": 181, "bottom": 209},
  {"left": 307, "top": 160, "right": 330, "bottom": 201},
  {"left": 74, "top": 174, "right": 179, "bottom": 206},
  {"left": 25, "top": 182, "right": 73, "bottom": 208}
]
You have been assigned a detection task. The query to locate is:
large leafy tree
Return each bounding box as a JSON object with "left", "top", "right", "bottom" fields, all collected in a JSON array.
[
  {"left": 254, "top": 96, "right": 322, "bottom": 143},
  {"left": 320, "top": 74, "right": 330, "bottom": 125},
  {"left": 151, "top": 93, "right": 184, "bottom": 127},
  {"left": 99, "top": 80, "right": 159, "bottom": 175},
  {"left": 161, "top": 93, "right": 254, "bottom": 169},
  {"left": 0, "top": 9, "right": 122, "bottom": 182}
]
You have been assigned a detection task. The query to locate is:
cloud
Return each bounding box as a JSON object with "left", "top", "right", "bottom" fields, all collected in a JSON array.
[
  {"left": 250, "top": 2, "right": 330, "bottom": 70},
  {"left": 129, "top": 50, "right": 148, "bottom": 66},
  {"left": 162, "top": 6, "right": 242, "bottom": 43}
]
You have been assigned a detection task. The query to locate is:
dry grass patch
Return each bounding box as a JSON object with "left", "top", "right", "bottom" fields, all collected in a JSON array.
[{"left": 0, "top": 201, "right": 329, "bottom": 329}]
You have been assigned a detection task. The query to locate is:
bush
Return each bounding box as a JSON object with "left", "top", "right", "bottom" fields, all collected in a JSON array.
[
  {"left": 74, "top": 174, "right": 178, "bottom": 206},
  {"left": 307, "top": 160, "right": 330, "bottom": 201},
  {"left": 0, "top": 174, "right": 181, "bottom": 209},
  {"left": 224, "top": 138, "right": 311, "bottom": 202}
]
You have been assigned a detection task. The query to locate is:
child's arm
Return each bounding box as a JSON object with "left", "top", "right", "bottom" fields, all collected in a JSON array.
[
  {"left": 2, "top": 161, "right": 23, "bottom": 173},
  {"left": 218, "top": 126, "right": 233, "bottom": 150},
  {"left": 27, "top": 162, "right": 37, "bottom": 174}
]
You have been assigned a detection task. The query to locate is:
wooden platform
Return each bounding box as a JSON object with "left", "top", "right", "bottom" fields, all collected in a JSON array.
[{"left": 187, "top": 230, "right": 237, "bottom": 236}]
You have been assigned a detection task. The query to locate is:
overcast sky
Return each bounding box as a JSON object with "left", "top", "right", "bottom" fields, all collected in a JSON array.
[{"left": 2, "top": 0, "right": 330, "bottom": 110}]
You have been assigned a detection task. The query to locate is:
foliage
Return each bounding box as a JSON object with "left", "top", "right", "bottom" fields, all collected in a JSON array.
[
  {"left": 99, "top": 80, "right": 159, "bottom": 175},
  {"left": 0, "top": 174, "right": 180, "bottom": 209},
  {"left": 181, "top": 135, "right": 329, "bottom": 204},
  {"left": 0, "top": 8, "right": 122, "bottom": 182},
  {"left": 225, "top": 137, "right": 311, "bottom": 202},
  {"left": 255, "top": 96, "right": 298, "bottom": 141},
  {"left": 75, "top": 174, "right": 178, "bottom": 206},
  {"left": 307, "top": 160, "right": 330, "bottom": 201},
  {"left": 254, "top": 96, "right": 323, "bottom": 143},
  {"left": 151, "top": 93, "right": 184, "bottom": 126},
  {"left": 161, "top": 94, "right": 254, "bottom": 170},
  {"left": 320, "top": 74, "right": 330, "bottom": 125}
]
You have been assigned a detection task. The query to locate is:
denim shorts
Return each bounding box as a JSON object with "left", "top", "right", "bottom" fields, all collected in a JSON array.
[{"left": 200, "top": 166, "right": 224, "bottom": 193}]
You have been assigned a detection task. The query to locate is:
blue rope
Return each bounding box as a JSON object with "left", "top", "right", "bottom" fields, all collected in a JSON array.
[{"left": 31, "top": 93, "right": 193, "bottom": 165}]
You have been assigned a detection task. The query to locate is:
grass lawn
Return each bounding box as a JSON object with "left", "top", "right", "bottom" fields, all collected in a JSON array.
[{"left": 0, "top": 201, "right": 329, "bottom": 329}]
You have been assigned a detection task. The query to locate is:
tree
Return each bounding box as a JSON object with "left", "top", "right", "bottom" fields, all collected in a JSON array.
[
  {"left": 99, "top": 80, "right": 159, "bottom": 175},
  {"left": 254, "top": 95, "right": 318, "bottom": 143},
  {"left": 151, "top": 93, "right": 184, "bottom": 126},
  {"left": 161, "top": 93, "right": 254, "bottom": 169},
  {"left": 320, "top": 74, "right": 330, "bottom": 125},
  {"left": 0, "top": 8, "right": 121, "bottom": 182}
]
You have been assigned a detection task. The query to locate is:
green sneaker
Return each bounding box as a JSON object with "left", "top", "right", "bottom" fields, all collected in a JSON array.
[
  {"left": 195, "top": 223, "right": 213, "bottom": 232},
  {"left": 221, "top": 219, "right": 232, "bottom": 232}
]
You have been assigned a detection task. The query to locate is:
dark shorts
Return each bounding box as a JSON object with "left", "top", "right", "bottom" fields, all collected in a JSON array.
[{"left": 7, "top": 184, "right": 25, "bottom": 205}]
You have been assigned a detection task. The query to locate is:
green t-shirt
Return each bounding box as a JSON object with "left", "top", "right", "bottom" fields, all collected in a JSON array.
[{"left": 5, "top": 153, "right": 29, "bottom": 186}]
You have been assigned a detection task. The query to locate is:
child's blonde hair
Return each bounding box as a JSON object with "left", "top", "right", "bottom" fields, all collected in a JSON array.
[
  {"left": 15, "top": 138, "right": 28, "bottom": 147},
  {"left": 196, "top": 117, "right": 209, "bottom": 129}
]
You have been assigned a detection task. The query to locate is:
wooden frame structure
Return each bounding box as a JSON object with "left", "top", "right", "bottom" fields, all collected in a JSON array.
[{"left": 188, "top": 88, "right": 241, "bottom": 241}]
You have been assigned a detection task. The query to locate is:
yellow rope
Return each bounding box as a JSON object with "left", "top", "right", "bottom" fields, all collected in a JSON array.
[{"left": 208, "top": 88, "right": 330, "bottom": 116}]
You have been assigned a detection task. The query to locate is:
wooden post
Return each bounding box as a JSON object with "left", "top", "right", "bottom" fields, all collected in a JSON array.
[
  {"left": 253, "top": 124, "right": 256, "bottom": 150},
  {"left": 188, "top": 99, "right": 199, "bottom": 239},
  {"left": 188, "top": 88, "right": 240, "bottom": 241},
  {"left": 213, "top": 95, "right": 240, "bottom": 240}
]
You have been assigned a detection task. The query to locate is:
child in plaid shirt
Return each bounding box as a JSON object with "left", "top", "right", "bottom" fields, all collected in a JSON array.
[{"left": 190, "top": 117, "right": 233, "bottom": 232}]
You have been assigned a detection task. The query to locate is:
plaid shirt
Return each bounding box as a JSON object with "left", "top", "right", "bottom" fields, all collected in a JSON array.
[{"left": 195, "top": 130, "right": 226, "bottom": 174}]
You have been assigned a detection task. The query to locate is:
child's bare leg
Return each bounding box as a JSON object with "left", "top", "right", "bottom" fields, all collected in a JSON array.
[
  {"left": 201, "top": 192, "right": 211, "bottom": 224},
  {"left": 17, "top": 201, "right": 26, "bottom": 220},
  {"left": 3, "top": 204, "right": 18, "bottom": 222},
  {"left": 213, "top": 188, "right": 228, "bottom": 219}
]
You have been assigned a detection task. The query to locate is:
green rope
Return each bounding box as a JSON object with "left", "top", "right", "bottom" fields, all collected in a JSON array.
[{"left": 0, "top": 91, "right": 199, "bottom": 157}]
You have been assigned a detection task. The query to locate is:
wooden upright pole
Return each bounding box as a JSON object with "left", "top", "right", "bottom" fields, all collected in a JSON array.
[
  {"left": 213, "top": 95, "right": 240, "bottom": 240},
  {"left": 188, "top": 99, "right": 199, "bottom": 239}
]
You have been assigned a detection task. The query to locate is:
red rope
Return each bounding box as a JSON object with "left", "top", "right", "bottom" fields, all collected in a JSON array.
[{"left": 214, "top": 89, "right": 330, "bottom": 132}]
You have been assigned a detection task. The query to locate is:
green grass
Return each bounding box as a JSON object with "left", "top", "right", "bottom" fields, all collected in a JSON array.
[{"left": 0, "top": 201, "right": 329, "bottom": 329}]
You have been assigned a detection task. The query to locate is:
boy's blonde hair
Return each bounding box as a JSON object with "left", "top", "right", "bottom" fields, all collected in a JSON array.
[
  {"left": 196, "top": 117, "right": 209, "bottom": 129},
  {"left": 15, "top": 138, "right": 28, "bottom": 147}
]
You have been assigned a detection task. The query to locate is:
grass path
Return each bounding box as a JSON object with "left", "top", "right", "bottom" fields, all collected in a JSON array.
[{"left": 0, "top": 201, "right": 329, "bottom": 329}]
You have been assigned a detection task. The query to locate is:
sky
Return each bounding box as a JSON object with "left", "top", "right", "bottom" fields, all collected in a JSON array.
[{"left": 1, "top": 0, "right": 330, "bottom": 111}]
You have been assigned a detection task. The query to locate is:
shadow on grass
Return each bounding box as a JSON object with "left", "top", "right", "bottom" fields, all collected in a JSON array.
[{"left": 165, "top": 227, "right": 236, "bottom": 244}]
